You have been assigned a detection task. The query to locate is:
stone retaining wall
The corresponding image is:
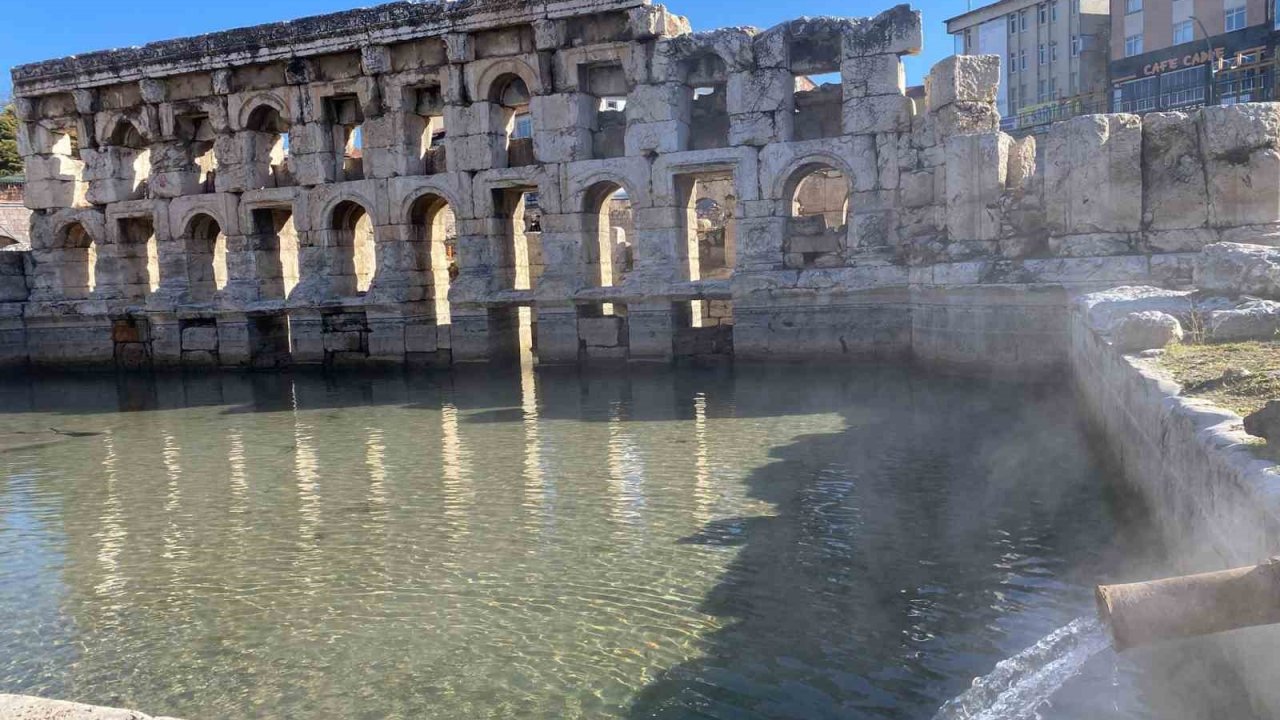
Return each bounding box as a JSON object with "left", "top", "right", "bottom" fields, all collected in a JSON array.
[{"left": 1070, "top": 291, "right": 1280, "bottom": 717}]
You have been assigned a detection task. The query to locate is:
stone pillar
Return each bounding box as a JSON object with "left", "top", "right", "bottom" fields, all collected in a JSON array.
[
  {"left": 627, "top": 301, "right": 676, "bottom": 362},
  {"left": 530, "top": 93, "right": 594, "bottom": 163},
  {"left": 625, "top": 83, "right": 690, "bottom": 156}
]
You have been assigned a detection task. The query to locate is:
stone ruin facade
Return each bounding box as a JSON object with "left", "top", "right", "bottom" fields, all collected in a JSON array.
[{"left": 7, "top": 0, "right": 1280, "bottom": 370}]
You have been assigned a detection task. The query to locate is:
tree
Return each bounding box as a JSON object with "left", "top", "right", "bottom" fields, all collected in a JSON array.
[{"left": 0, "top": 103, "right": 22, "bottom": 177}]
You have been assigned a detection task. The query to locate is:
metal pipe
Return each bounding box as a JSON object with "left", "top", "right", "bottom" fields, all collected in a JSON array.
[{"left": 1096, "top": 558, "right": 1280, "bottom": 651}]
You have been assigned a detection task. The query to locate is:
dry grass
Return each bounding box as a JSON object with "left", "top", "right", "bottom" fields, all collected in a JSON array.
[{"left": 1158, "top": 340, "right": 1280, "bottom": 418}]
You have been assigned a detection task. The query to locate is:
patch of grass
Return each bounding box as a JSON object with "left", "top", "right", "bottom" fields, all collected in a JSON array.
[{"left": 1158, "top": 340, "right": 1280, "bottom": 418}]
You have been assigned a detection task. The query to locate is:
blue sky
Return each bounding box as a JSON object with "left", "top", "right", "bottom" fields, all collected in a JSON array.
[{"left": 1, "top": 0, "right": 970, "bottom": 100}]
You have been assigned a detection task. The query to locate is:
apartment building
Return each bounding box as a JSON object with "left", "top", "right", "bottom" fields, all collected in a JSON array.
[
  {"left": 1110, "top": 0, "right": 1275, "bottom": 111},
  {"left": 947, "top": 0, "right": 1112, "bottom": 132}
]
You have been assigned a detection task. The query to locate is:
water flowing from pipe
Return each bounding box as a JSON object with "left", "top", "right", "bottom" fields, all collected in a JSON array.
[{"left": 933, "top": 617, "right": 1111, "bottom": 720}]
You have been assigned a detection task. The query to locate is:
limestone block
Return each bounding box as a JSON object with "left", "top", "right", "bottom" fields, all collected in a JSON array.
[
  {"left": 444, "top": 102, "right": 507, "bottom": 135},
  {"left": 181, "top": 325, "right": 219, "bottom": 351},
  {"left": 1201, "top": 104, "right": 1280, "bottom": 228},
  {"left": 729, "top": 112, "right": 784, "bottom": 147},
  {"left": 1195, "top": 242, "right": 1280, "bottom": 299},
  {"left": 579, "top": 316, "right": 623, "bottom": 347},
  {"left": 727, "top": 70, "right": 794, "bottom": 115},
  {"left": 139, "top": 78, "right": 168, "bottom": 104},
  {"left": 945, "top": 133, "right": 1010, "bottom": 242},
  {"left": 842, "top": 55, "right": 905, "bottom": 100},
  {"left": 931, "top": 101, "right": 1000, "bottom": 140},
  {"left": 625, "top": 120, "right": 689, "bottom": 156},
  {"left": 1142, "top": 112, "right": 1208, "bottom": 231},
  {"left": 1145, "top": 228, "right": 1217, "bottom": 253},
  {"left": 447, "top": 134, "right": 505, "bottom": 172},
  {"left": 626, "top": 83, "right": 690, "bottom": 124},
  {"left": 843, "top": 94, "right": 911, "bottom": 136},
  {"left": 1007, "top": 135, "right": 1037, "bottom": 190},
  {"left": 627, "top": 4, "right": 687, "bottom": 40},
  {"left": 1111, "top": 311, "right": 1183, "bottom": 352},
  {"left": 841, "top": 5, "right": 923, "bottom": 58},
  {"left": 24, "top": 154, "right": 81, "bottom": 183},
  {"left": 361, "top": 45, "right": 392, "bottom": 75},
  {"left": 446, "top": 33, "right": 475, "bottom": 64},
  {"left": 282, "top": 123, "right": 331, "bottom": 156},
  {"left": 13, "top": 98, "right": 38, "bottom": 122},
  {"left": 212, "top": 69, "right": 233, "bottom": 95},
  {"left": 850, "top": 210, "right": 896, "bottom": 250},
  {"left": 752, "top": 25, "right": 788, "bottom": 69},
  {"left": 1048, "top": 233, "right": 1135, "bottom": 257},
  {"left": 926, "top": 55, "right": 1000, "bottom": 112},
  {"left": 1042, "top": 114, "right": 1142, "bottom": 235},
  {"left": 1208, "top": 299, "right": 1280, "bottom": 342},
  {"left": 23, "top": 179, "right": 82, "bottom": 210},
  {"left": 530, "top": 94, "right": 596, "bottom": 131},
  {"left": 288, "top": 153, "right": 338, "bottom": 186},
  {"left": 405, "top": 322, "right": 439, "bottom": 352},
  {"left": 900, "top": 169, "right": 934, "bottom": 208}
]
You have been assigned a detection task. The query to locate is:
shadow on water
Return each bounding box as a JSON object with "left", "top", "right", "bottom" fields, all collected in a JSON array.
[{"left": 0, "top": 364, "right": 1261, "bottom": 719}]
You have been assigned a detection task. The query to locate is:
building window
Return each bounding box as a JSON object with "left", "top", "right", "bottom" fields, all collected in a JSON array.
[
  {"left": 1040, "top": 43, "right": 1047, "bottom": 64},
  {"left": 1125, "top": 33, "right": 1143, "bottom": 57},
  {"left": 1051, "top": 41, "right": 1059, "bottom": 61},
  {"left": 1011, "top": 85, "right": 1019, "bottom": 108},
  {"left": 1020, "top": 49, "right": 1028, "bottom": 70},
  {"left": 1052, "top": 0, "right": 1060, "bottom": 21},
  {"left": 1020, "top": 9, "right": 1029, "bottom": 30},
  {"left": 1009, "top": 52, "right": 1018, "bottom": 74},
  {"left": 1225, "top": 4, "right": 1246, "bottom": 31},
  {"left": 1039, "top": 3, "right": 1048, "bottom": 24},
  {"left": 1038, "top": 78, "right": 1049, "bottom": 102},
  {"left": 1072, "top": 34, "right": 1083, "bottom": 55},
  {"left": 1010, "top": 14, "right": 1019, "bottom": 33},
  {"left": 1125, "top": 0, "right": 1142, "bottom": 13},
  {"left": 1173, "top": 19, "right": 1194, "bottom": 43}
]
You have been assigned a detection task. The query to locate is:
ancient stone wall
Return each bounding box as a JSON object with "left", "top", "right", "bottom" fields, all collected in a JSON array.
[{"left": 7, "top": 0, "right": 1280, "bottom": 369}]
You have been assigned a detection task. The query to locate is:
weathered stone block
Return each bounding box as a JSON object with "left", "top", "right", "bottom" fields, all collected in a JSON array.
[
  {"left": 625, "top": 120, "right": 689, "bottom": 155},
  {"left": 1201, "top": 104, "right": 1280, "bottom": 228},
  {"left": 842, "top": 55, "right": 905, "bottom": 100},
  {"left": 1043, "top": 114, "right": 1142, "bottom": 235},
  {"left": 945, "top": 132, "right": 1010, "bottom": 242},
  {"left": 843, "top": 94, "right": 911, "bottom": 136},
  {"left": 1195, "top": 242, "right": 1280, "bottom": 299},
  {"left": 926, "top": 55, "right": 1000, "bottom": 111}
]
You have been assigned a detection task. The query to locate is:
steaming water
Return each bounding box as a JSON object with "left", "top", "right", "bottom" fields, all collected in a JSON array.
[
  {"left": 0, "top": 366, "right": 1219, "bottom": 718},
  {"left": 933, "top": 617, "right": 1111, "bottom": 720}
]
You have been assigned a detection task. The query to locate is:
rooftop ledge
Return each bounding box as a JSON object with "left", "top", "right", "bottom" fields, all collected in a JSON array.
[{"left": 11, "top": 0, "right": 647, "bottom": 96}]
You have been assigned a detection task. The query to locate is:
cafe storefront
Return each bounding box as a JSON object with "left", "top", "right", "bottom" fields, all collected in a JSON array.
[{"left": 1111, "top": 24, "right": 1274, "bottom": 113}]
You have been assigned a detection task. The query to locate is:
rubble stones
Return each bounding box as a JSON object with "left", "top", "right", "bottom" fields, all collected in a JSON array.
[
  {"left": 1196, "top": 243, "right": 1280, "bottom": 299},
  {"left": 1243, "top": 400, "right": 1280, "bottom": 442},
  {"left": 1111, "top": 311, "right": 1184, "bottom": 353}
]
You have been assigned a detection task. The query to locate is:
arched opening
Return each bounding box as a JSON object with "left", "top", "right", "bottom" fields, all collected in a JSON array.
[
  {"left": 331, "top": 200, "right": 376, "bottom": 295},
  {"left": 60, "top": 222, "right": 96, "bottom": 299},
  {"left": 250, "top": 207, "right": 301, "bottom": 300},
  {"left": 408, "top": 194, "right": 457, "bottom": 325},
  {"left": 785, "top": 163, "right": 850, "bottom": 269},
  {"left": 245, "top": 104, "right": 292, "bottom": 187},
  {"left": 583, "top": 181, "right": 634, "bottom": 316},
  {"left": 790, "top": 26, "right": 849, "bottom": 141},
  {"left": 184, "top": 214, "right": 228, "bottom": 302},
  {"left": 490, "top": 74, "right": 533, "bottom": 167},
  {"left": 108, "top": 119, "right": 151, "bottom": 199},
  {"left": 116, "top": 215, "right": 159, "bottom": 299}
]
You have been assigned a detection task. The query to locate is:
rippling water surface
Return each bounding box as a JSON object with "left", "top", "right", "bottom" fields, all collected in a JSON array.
[{"left": 0, "top": 366, "right": 1251, "bottom": 719}]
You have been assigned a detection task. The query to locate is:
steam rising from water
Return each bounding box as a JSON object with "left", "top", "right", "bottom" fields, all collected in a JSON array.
[{"left": 933, "top": 617, "right": 1111, "bottom": 720}]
